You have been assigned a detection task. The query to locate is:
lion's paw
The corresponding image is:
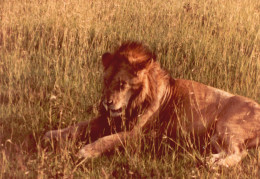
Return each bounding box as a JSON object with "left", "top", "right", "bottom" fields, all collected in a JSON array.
[
  {"left": 206, "top": 152, "right": 244, "bottom": 168},
  {"left": 43, "top": 131, "right": 54, "bottom": 141},
  {"left": 77, "top": 144, "right": 101, "bottom": 159},
  {"left": 44, "top": 130, "right": 62, "bottom": 140}
]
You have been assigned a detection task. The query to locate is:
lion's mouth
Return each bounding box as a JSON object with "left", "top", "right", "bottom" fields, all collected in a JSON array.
[
  {"left": 102, "top": 101, "right": 123, "bottom": 117},
  {"left": 109, "top": 108, "right": 122, "bottom": 117}
]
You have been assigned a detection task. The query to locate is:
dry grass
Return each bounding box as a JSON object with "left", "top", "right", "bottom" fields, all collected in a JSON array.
[{"left": 0, "top": 0, "right": 259, "bottom": 178}]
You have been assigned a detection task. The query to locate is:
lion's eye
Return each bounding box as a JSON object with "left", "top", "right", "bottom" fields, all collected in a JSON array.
[{"left": 119, "top": 81, "right": 126, "bottom": 88}]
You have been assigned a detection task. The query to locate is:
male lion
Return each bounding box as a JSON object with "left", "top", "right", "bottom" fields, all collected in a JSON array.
[{"left": 45, "top": 41, "right": 260, "bottom": 167}]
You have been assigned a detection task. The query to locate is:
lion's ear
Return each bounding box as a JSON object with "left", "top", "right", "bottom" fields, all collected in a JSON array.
[{"left": 102, "top": 53, "right": 113, "bottom": 68}]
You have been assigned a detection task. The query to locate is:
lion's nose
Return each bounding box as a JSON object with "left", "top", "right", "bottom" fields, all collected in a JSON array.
[{"left": 105, "top": 99, "right": 113, "bottom": 106}]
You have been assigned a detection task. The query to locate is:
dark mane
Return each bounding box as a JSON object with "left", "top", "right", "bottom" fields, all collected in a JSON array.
[{"left": 114, "top": 41, "right": 156, "bottom": 71}]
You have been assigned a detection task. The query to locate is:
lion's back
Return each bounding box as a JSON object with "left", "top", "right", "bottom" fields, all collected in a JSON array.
[{"left": 170, "top": 79, "right": 260, "bottom": 135}]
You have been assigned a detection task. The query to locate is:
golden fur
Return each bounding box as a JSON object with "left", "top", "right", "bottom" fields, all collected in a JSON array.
[{"left": 45, "top": 42, "right": 260, "bottom": 167}]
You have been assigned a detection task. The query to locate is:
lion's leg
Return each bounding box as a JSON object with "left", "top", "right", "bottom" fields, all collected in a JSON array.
[
  {"left": 77, "top": 130, "right": 135, "bottom": 159},
  {"left": 209, "top": 133, "right": 248, "bottom": 167},
  {"left": 76, "top": 100, "right": 162, "bottom": 159},
  {"left": 44, "top": 125, "right": 76, "bottom": 141},
  {"left": 208, "top": 96, "right": 260, "bottom": 167},
  {"left": 214, "top": 151, "right": 247, "bottom": 167},
  {"left": 44, "top": 116, "right": 108, "bottom": 143}
]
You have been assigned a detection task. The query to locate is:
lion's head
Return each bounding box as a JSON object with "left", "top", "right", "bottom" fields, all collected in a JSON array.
[{"left": 101, "top": 42, "right": 156, "bottom": 117}]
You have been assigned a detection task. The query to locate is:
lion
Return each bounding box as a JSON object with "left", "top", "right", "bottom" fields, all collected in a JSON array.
[{"left": 44, "top": 41, "right": 260, "bottom": 167}]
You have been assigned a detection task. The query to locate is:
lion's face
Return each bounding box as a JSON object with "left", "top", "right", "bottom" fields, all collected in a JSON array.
[
  {"left": 102, "top": 60, "right": 146, "bottom": 117},
  {"left": 101, "top": 43, "right": 154, "bottom": 117},
  {"left": 102, "top": 66, "right": 132, "bottom": 117}
]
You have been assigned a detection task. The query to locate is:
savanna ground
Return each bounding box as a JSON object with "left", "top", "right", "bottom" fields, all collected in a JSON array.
[{"left": 0, "top": 0, "right": 259, "bottom": 178}]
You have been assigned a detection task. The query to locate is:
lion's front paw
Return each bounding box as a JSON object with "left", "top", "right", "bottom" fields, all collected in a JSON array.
[
  {"left": 43, "top": 130, "right": 54, "bottom": 141},
  {"left": 44, "top": 130, "right": 62, "bottom": 141},
  {"left": 77, "top": 144, "right": 102, "bottom": 159},
  {"left": 43, "top": 129, "right": 68, "bottom": 142}
]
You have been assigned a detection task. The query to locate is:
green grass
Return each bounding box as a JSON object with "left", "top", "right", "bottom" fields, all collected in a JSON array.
[{"left": 0, "top": 0, "right": 259, "bottom": 178}]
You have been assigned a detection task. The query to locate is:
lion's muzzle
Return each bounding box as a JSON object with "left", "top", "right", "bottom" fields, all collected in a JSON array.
[{"left": 102, "top": 100, "right": 123, "bottom": 117}]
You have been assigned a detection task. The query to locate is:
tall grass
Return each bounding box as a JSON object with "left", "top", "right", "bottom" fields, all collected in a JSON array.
[{"left": 0, "top": 0, "right": 259, "bottom": 178}]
